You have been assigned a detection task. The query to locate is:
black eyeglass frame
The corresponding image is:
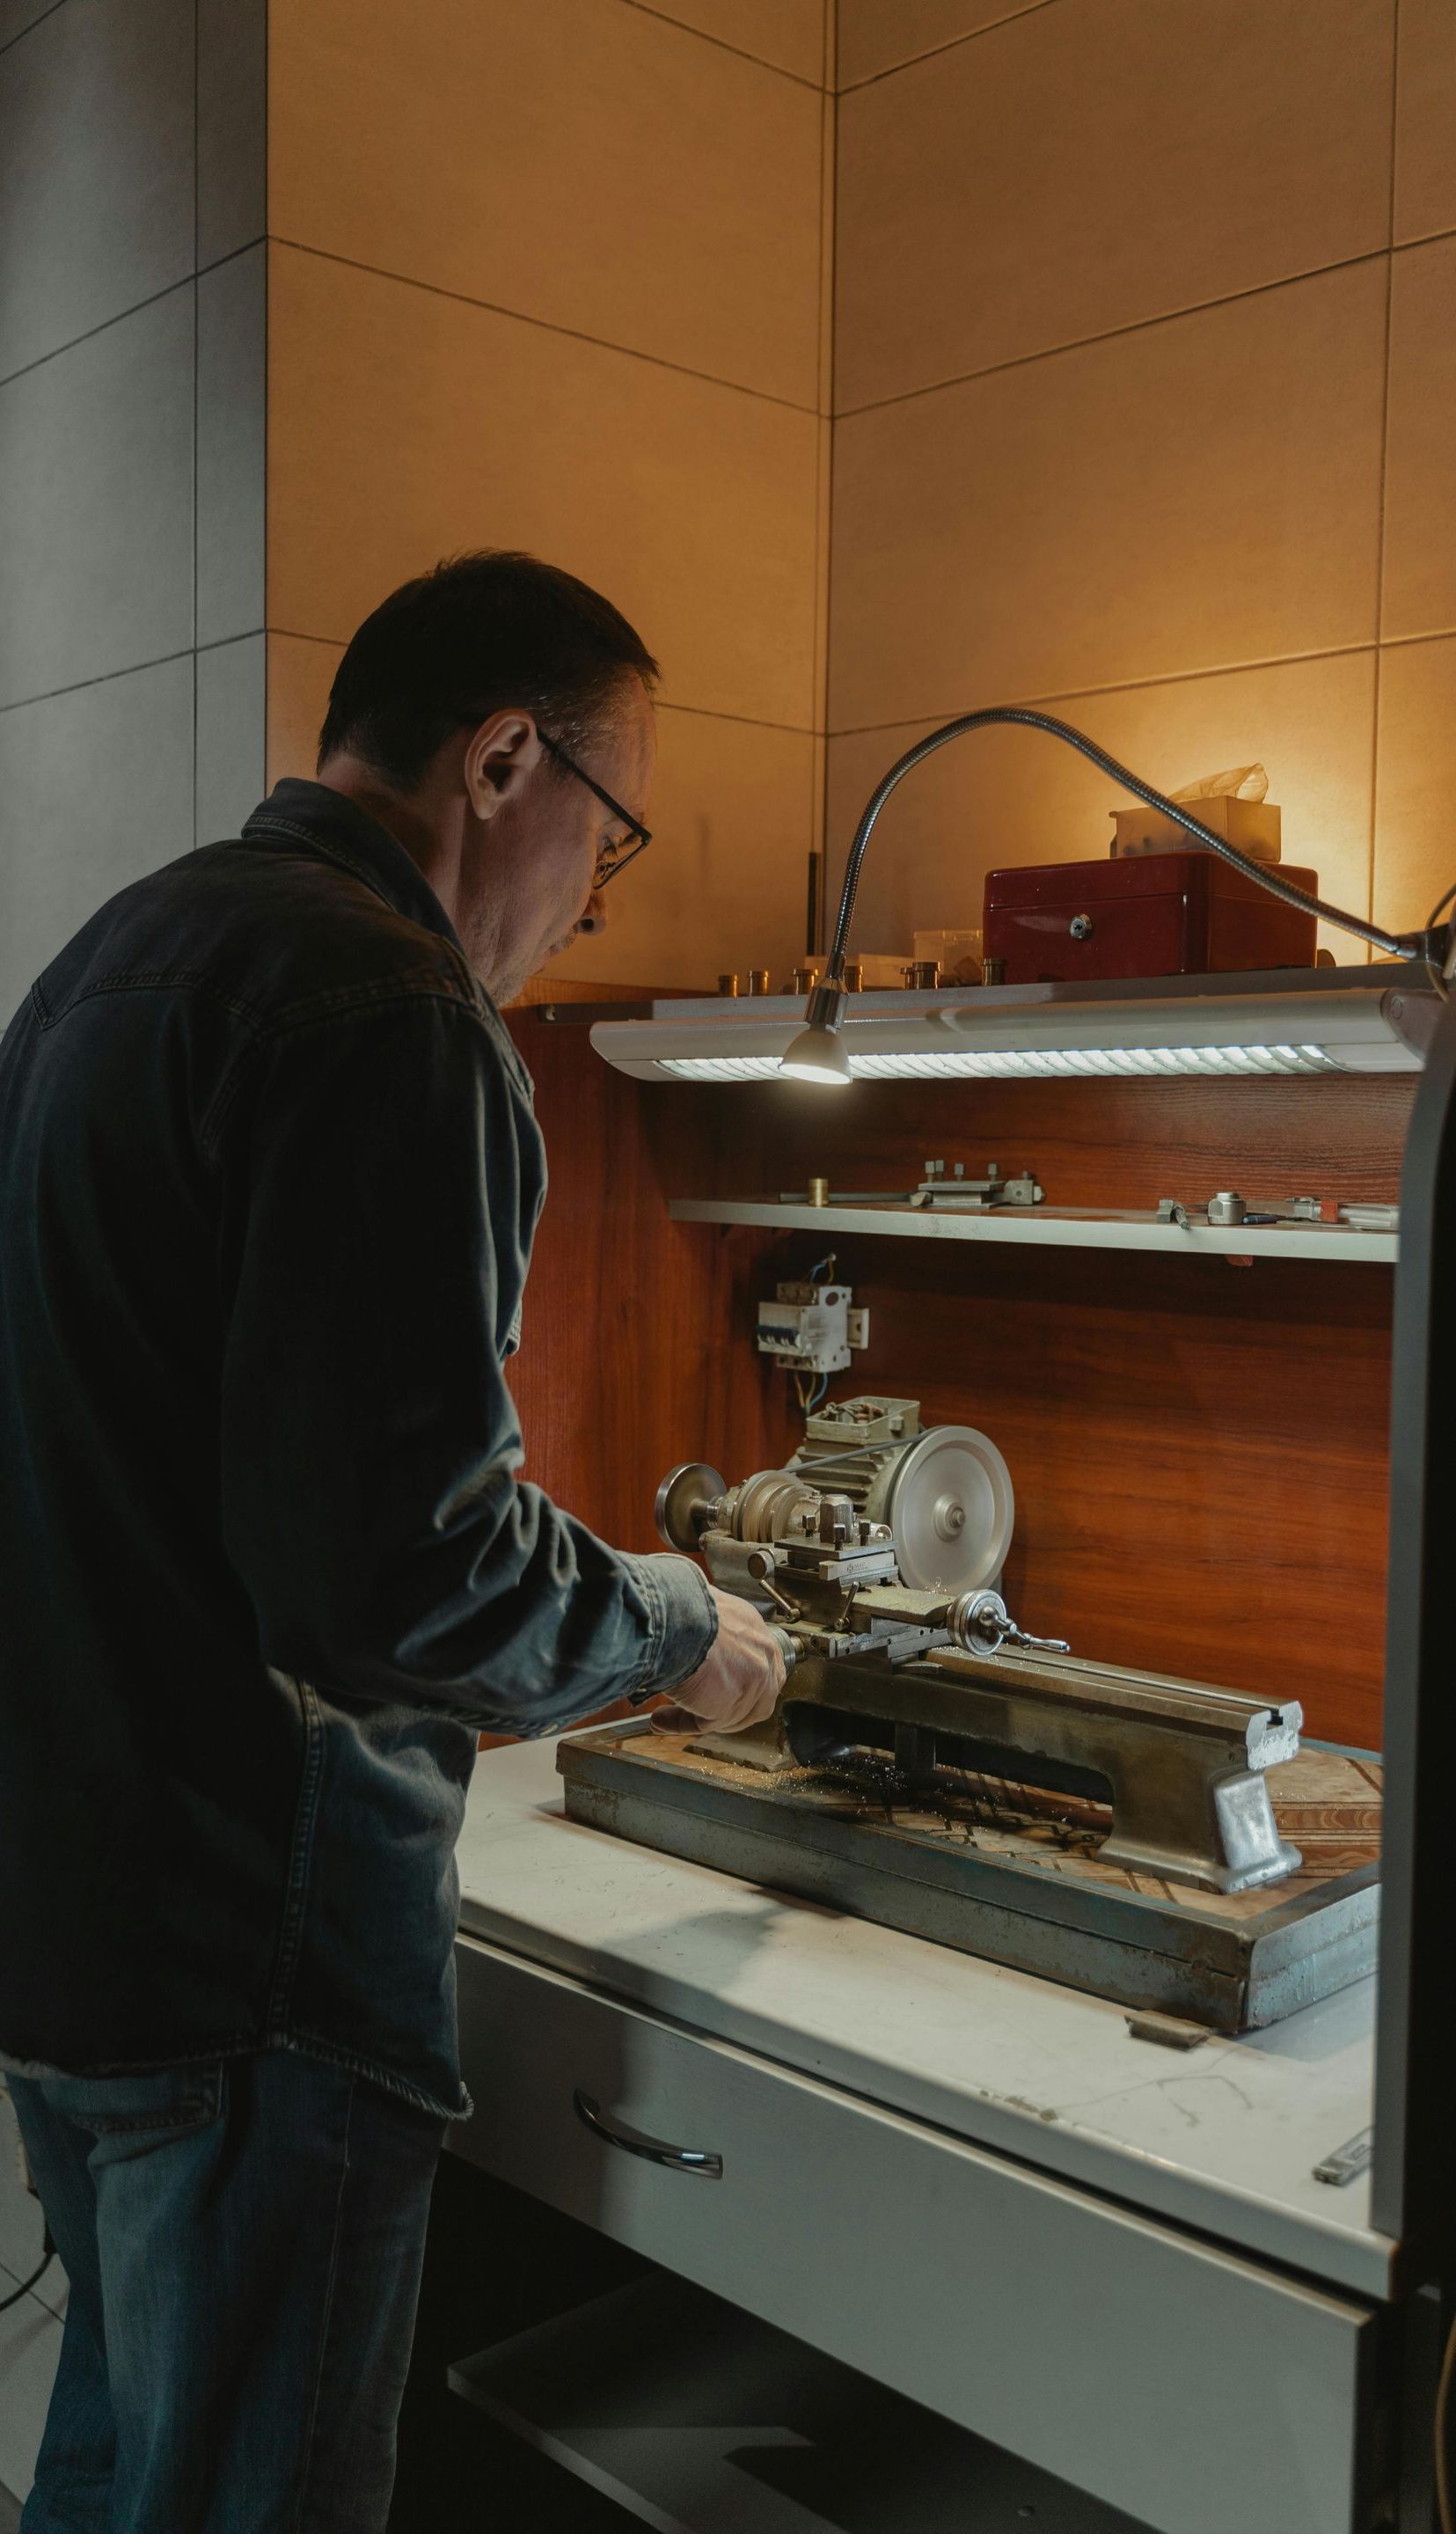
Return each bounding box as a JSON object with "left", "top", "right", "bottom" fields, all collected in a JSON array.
[{"left": 538, "top": 731, "right": 652, "bottom": 889}]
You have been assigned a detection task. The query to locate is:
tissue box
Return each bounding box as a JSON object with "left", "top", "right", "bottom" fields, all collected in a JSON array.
[
  {"left": 912, "top": 927, "right": 983, "bottom": 983},
  {"left": 983, "top": 853, "right": 1318, "bottom": 985},
  {"left": 1110, "top": 795, "right": 1282, "bottom": 862}
]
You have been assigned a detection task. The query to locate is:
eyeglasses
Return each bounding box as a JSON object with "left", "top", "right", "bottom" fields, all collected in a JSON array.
[{"left": 538, "top": 731, "right": 652, "bottom": 890}]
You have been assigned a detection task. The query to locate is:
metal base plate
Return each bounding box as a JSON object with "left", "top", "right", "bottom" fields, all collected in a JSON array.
[{"left": 558, "top": 1727, "right": 1380, "bottom": 2035}]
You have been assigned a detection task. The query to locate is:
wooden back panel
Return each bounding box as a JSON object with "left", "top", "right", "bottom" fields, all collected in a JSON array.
[{"left": 507, "top": 1008, "right": 1415, "bottom": 1752}]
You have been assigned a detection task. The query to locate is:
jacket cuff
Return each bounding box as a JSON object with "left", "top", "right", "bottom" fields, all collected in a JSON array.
[{"left": 619, "top": 1553, "right": 718, "bottom": 1697}]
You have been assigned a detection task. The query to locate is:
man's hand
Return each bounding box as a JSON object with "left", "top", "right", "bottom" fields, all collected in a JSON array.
[{"left": 654, "top": 1590, "right": 787, "bottom": 1736}]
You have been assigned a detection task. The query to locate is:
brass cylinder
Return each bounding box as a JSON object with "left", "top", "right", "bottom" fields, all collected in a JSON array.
[
  {"left": 717, "top": 971, "right": 740, "bottom": 996},
  {"left": 747, "top": 968, "right": 771, "bottom": 995},
  {"left": 904, "top": 960, "right": 940, "bottom": 990},
  {"left": 792, "top": 964, "right": 818, "bottom": 994},
  {"left": 981, "top": 956, "right": 1006, "bottom": 986},
  {"left": 843, "top": 961, "right": 864, "bottom": 992},
  {"left": 807, "top": 1175, "right": 830, "bottom": 1207}
]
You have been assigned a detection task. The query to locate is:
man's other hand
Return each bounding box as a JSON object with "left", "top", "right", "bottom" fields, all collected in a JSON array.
[{"left": 654, "top": 1591, "right": 787, "bottom": 1735}]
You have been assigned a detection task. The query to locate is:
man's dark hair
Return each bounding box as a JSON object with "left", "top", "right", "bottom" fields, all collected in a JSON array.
[{"left": 317, "top": 551, "right": 659, "bottom": 792}]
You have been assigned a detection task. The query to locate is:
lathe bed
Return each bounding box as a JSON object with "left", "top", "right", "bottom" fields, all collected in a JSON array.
[{"left": 559, "top": 1726, "right": 1379, "bottom": 2033}]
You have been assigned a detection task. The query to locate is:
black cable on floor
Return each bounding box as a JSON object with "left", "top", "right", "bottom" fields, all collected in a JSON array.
[{"left": 0, "top": 2228, "right": 55, "bottom": 2312}]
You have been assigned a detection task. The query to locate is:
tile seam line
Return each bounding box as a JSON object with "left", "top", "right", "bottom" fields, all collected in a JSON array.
[
  {"left": 0, "top": 238, "right": 265, "bottom": 397},
  {"left": 267, "top": 239, "right": 821, "bottom": 415},
  {"left": 837, "top": 0, "right": 1062, "bottom": 93},
  {"left": 267, "top": 636, "right": 815, "bottom": 736},
  {"left": 824, "top": 641, "right": 1399, "bottom": 736},
  {"left": 1367, "top": 5, "right": 1401, "bottom": 930},
  {"left": 616, "top": 0, "right": 823, "bottom": 90},
  {"left": 832, "top": 242, "right": 1400, "bottom": 422},
  {"left": 191, "top": 0, "right": 199, "bottom": 848},
  {"left": 1392, "top": 218, "right": 1456, "bottom": 252},
  {"left": 0, "top": 0, "right": 65, "bottom": 60},
  {"left": 0, "top": 636, "right": 263, "bottom": 721}
]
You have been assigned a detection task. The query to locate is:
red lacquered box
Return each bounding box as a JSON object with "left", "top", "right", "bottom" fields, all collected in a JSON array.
[{"left": 981, "top": 853, "right": 1319, "bottom": 986}]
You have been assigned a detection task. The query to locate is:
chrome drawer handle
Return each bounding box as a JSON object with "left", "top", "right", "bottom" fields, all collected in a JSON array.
[{"left": 573, "top": 2088, "right": 723, "bottom": 2179}]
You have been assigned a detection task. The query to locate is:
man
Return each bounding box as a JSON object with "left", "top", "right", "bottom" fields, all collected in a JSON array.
[{"left": 0, "top": 551, "right": 784, "bottom": 2532}]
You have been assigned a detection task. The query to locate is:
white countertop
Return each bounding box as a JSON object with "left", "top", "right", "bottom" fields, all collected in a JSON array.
[{"left": 456, "top": 1736, "right": 1388, "bottom": 2301}]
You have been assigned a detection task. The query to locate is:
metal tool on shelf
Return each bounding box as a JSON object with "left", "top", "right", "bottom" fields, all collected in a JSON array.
[
  {"left": 777, "top": 1160, "right": 1044, "bottom": 1212},
  {"left": 1159, "top": 1190, "right": 1400, "bottom": 1233}
]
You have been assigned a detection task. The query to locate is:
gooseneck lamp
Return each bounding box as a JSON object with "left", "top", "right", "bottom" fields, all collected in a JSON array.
[{"left": 779, "top": 708, "right": 1454, "bottom": 1088}]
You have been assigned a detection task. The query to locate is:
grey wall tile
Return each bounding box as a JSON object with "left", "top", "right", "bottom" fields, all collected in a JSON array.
[
  {"left": 0, "top": 1, "right": 63, "bottom": 51},
  {"left": 197, "top": 245, "right": 266, "bottom": 648},
  {"left": 198, "top": 0, "right": 267, "bottom": 267},
  {"left": 0, "top": 285, "right": 194, "bottom": 712},
  {"left": 195, "top": 633, "right": 265, "bottom": 844},
  {"left": 0, "top": 0, "right": 194, "bottom": 384},
  {"left": 0, "top": 655, "right": 194, "bottom": 1021}
]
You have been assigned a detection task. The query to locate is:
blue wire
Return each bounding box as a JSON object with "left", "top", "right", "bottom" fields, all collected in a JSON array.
[
  {"left": 807, "top": 1254, "right": 834, "bottom": 1283},
  {"left": 807, "top": 1374, "right": 830, "bottom": 1412}
]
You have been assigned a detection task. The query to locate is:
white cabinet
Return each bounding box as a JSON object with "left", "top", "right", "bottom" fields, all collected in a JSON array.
[{"left": 454, "top": 1935, "right": 1382, "bottom": 2534}]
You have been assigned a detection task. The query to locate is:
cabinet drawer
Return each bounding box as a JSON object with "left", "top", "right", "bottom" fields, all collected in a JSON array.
[{"left": 454, "top": 1937, "right": 1379, "bottom": 2534}]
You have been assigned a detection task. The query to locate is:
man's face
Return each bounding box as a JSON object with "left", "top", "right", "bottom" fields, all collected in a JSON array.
[{"left": 461, "top": 679, "right": 656, "bottom": 1002}]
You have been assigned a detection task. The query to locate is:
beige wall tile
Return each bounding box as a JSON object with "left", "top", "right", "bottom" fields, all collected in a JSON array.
[
  {"left": 267, "top": 632, "right": 338, "bottom": 787},
  {"left": 836, "top": 0, "right": 1394, "bottom": 410},
  {"left": 646, "top": 0, "right": 827, "bottom": 84},
  {"left": 838, "top": 0, "right": 1045, "bottom": 89},
  {"left": 824, "top": 650, "right": 1378, "bottom": 966},
  {"left": 829, "top": 261, "right": 1387, "bottom": 732},
  {"left": 1373, "top": 635, "right": 1456, "bottom": 935},
  {"left": 267, "top": 247, "right": 820, "bottom": 732},
  {"left": 1395, "top": 0, "right": 1456, "bottom": 243},
  {"left": 267, "top": 636, "right": 813, "bottom": 988},
  {"left": 1383, "top": 236, "right": 1456, "bottom": 644},
  {"left": 545, "top": 706, "right": 816, "bottom": 986},
  {"left": 271, "top": 0, "right": 823, "bottom": 409}
]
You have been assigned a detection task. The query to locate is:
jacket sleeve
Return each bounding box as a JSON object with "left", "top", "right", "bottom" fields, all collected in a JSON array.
[{"left": 213, "top": 986, "right": 717, "bottom": 1732}]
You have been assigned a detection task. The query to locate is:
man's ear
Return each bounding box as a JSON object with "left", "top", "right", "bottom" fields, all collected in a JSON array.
[{"left": 462, "top": 712, "right": 543, "bottom": 822}]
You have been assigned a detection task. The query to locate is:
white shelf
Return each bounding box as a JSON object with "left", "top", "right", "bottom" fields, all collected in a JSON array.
[
  {"left": 450, "top": 2272, "right": 1142, "bottom": 2533},
  {"left": 667, "top": 1197, "right": 1397, "bottom": 1263}
]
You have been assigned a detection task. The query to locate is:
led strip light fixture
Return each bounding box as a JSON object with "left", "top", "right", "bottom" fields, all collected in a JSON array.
[
  {"left": 592, "top": 707, "right": 1452, "bottom": 1090},
  {"left": 592, "top": 972, "right": 1442, "bottom": 1085}
]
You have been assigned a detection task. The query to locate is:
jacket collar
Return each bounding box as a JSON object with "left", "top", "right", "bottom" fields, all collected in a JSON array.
[{"left": 241, "top": 778, "right": 466, "bottom": 956}]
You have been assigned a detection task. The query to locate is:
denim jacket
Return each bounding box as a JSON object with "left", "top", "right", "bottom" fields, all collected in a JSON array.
[{"left": 0, "top": 780, "right": 716, "bottom": 2118}]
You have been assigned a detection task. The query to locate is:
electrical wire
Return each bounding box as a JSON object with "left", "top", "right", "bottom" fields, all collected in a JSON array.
[
  {"left": 807, "top": 1374, "right": 830, "bottom": 1412},
  {"left": 807, "top": 1254, "right": 836, "bottom": 1283},
  {"left": 0, "top": 2230, "right": 55, "bottom": 2313},
  {"left": 1426, "top": 880, "right": 1456, "bottom": 934},
  {"left": 825, "top": 706, "right": 1437, "bottom": 977}
]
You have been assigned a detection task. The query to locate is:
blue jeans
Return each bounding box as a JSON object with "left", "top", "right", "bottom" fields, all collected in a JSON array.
[{"left": 7, "top": 2054, "right": 444, "bottom": 2533}]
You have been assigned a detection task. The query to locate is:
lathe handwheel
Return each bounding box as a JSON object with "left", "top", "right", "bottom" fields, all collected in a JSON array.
[{"left": 654, "top": 1462, "right": 727, "bottom": 1553}]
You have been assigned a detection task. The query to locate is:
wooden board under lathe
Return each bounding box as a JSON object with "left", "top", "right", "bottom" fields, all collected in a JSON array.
[{"left": 558, "top": 1725, "right": 1379, "bottom": 2035}]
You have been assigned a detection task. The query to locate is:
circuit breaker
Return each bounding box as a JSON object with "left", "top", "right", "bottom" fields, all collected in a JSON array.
[{"left": 756, "top": 1279, "right": 869, "bottom": 1377}]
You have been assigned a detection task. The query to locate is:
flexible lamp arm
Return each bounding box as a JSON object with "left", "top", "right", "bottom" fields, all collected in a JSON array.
[{"left": 822, "top": 707, "right": 1445, "bottom": 987}]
